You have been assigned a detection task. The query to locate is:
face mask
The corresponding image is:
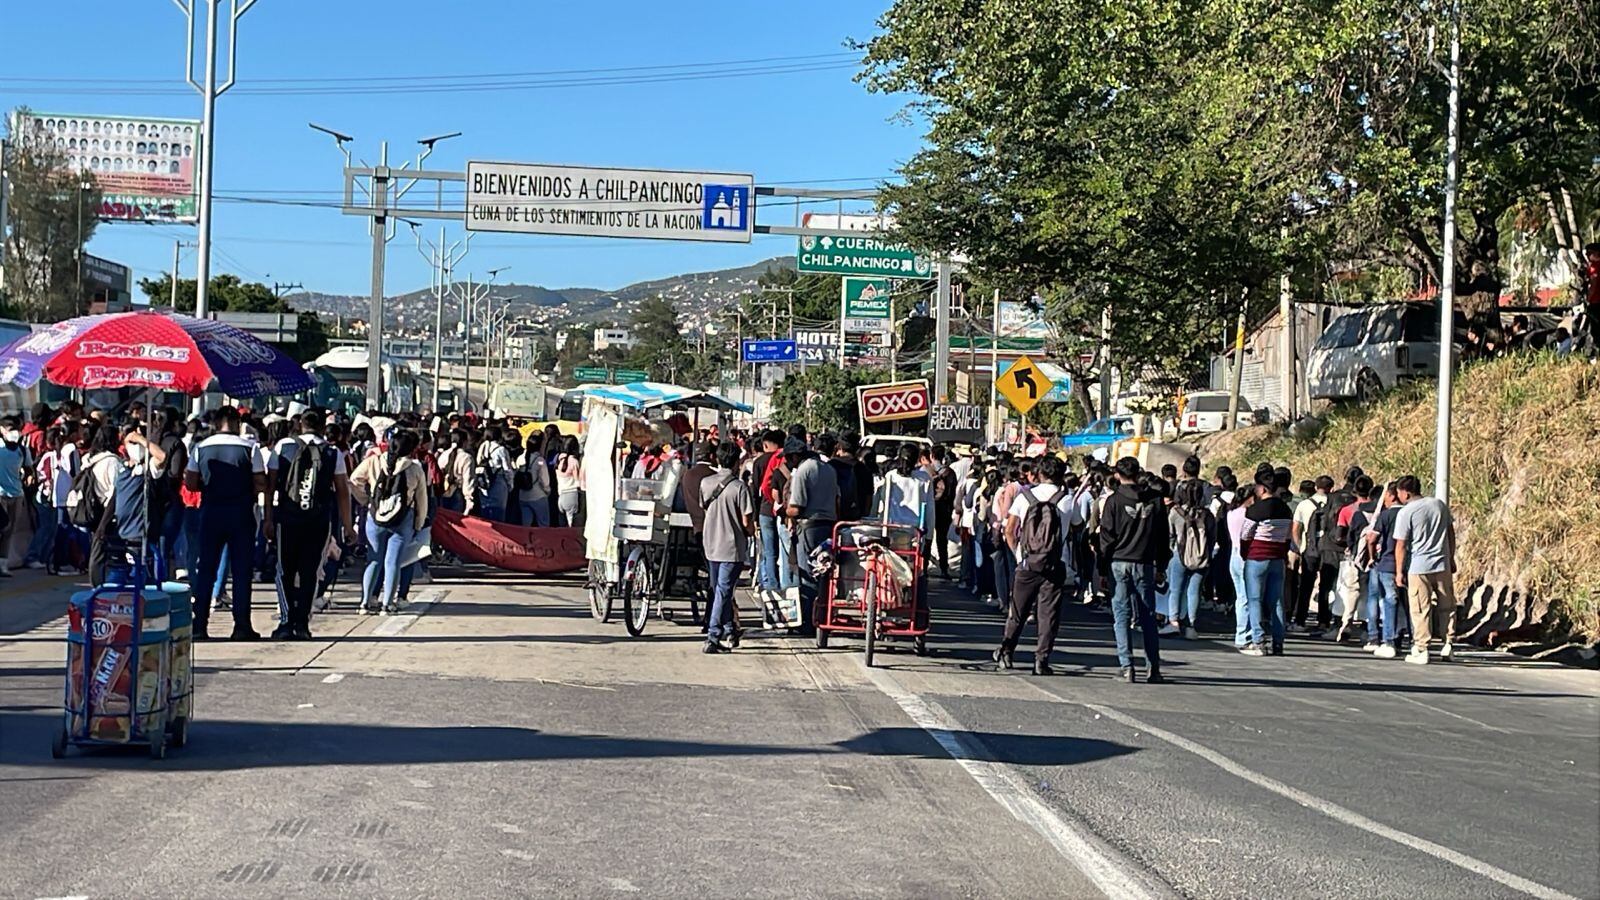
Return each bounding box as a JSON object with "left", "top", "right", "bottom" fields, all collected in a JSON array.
[{"left": 1, "top": 429, "right": 19, "bottom": 444}]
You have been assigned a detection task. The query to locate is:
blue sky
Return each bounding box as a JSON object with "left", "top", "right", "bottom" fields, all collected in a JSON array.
[{"left": 2, "top": 1, "right": 919, "bottom": 296}]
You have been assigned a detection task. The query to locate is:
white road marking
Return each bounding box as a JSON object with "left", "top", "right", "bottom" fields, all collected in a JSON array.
[
  {"left": 371, "top": 589, "right": 444, "bottom": 637},
  {"left": 296, "top": 703, "right": 314, "bottom": 709},
  {"left": 35, "top": 895, "right": 89, "bottom": 900},
  {"left": 493, "top": 822, "right": 524, "bottom": 834},
  {"left": 605, "top": 877, "right": 641, "bottom": 892},
  {"left": 320, "top": 673, "right": 344, "bottom": 684},
  {"left": 860, "top": 664, "right": 1174, "bottom": 900},
  {"left": 1056, "top": 690, "right": 1578, "bottom": 900},
  {"left": 500, "top": 849, "right": 537, "bottom": 862}
]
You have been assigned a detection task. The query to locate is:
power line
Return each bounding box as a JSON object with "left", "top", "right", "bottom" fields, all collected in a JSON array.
[
  {"left": 0, "top": 60, "right": 859, "bottom": 97},
  {"left": 0, "top": 50, "right": 857, "bottom": 85}
]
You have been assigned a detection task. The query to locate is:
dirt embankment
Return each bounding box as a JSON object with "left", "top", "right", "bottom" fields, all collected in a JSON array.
[{"left": 1198, "top": 353, "right": 1600, "bottom": 649}]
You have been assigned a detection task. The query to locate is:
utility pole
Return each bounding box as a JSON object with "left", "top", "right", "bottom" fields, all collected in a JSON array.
[
  {"left": 933, "top": 260, "right": 952, "bottom": 401},
  {"left": 1279, "top": 226, "right": 1295, "bottom": 423},
  {"left": 1098, "top": 304, "right": 1112, "bottom": 418},
  {"left": 412, "top": 222, "right": 472, "bottom": 407},
  {"left": 170, "top": 240, "right": 184, "bottom": 308},
  {"left": 313, "top": 123, "right": 460, "bottom": 411},
  {"left": 1433, "top": 6, "right": 1462, "bottom": 503},
  {"left": 271, "top": 280, "right": 302, "bottom": 299},
  {"left": 990, "top": 288, "right": 1001, "bottom": 442},
  {"left": 1225, "top": 296, "right": 1248, "bottom": 431},
  {"left": 173, "top": 0, "right": 258, "bottom": 412}
]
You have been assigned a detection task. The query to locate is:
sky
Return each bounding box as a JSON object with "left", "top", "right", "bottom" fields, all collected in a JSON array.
[{"left": 1, "top": 0, "right": 921, "bottom": 298}]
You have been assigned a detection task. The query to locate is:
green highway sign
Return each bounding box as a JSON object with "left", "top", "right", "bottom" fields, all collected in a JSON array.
[
  {"left": 613, "top": 369, "right": 650, "bottom": 384},
  {"left": 798, "top": 235, "right": 933, "bottom": 279},
  {"left": 573, "top": 366, "right": 610, "bottom": 382},
  {"left": 842, "top": 278, "right": 892, "bottom": 318}
]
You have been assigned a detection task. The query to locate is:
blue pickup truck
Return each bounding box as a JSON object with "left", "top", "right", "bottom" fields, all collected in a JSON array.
[{"left": 1057, "top": 416, "right": 1139, "bottom": 452}]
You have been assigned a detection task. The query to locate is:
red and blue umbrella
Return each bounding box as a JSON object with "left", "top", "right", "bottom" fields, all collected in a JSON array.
[{"left": 0, "top": 310, "right": 313, "bottom": 398}]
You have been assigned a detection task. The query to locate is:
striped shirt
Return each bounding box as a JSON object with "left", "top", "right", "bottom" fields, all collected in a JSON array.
[{"left": 1240, "top": 496, "right": 1294, "bottom": 560}]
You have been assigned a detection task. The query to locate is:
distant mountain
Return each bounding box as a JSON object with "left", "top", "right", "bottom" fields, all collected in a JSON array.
[{"left": 286, "top": 256, "right": 793, "bottom": 332}]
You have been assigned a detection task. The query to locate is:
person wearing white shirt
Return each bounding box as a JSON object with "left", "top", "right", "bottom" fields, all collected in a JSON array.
[
  {"left": 993, "top": 456, "right": 1072, "bottom": 676},
  {"left": 872, "top": 445, "right": 933, "bottom": 536}
]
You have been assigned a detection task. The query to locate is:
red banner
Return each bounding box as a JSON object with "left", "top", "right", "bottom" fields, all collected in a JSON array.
[{"left": 431, "top": 509, "right": 587, "bottom": 574}]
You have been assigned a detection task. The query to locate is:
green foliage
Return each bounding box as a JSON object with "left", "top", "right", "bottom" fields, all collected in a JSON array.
[
  {"left": 134, "top": 274, "right": 327, "bottom": 362},
  {"left": 769, "top": 365, "right": 893, "bottom": 434},
  {"left": 2, "top": 109, "right": 101, "bottom": 322},
  {"left": 860, "top": 0, "right": 1600, "bottom": 381}
]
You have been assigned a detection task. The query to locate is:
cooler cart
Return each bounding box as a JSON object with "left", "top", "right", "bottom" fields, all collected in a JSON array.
[
  {"left": 53, "top": 583, "right": 174, "bottom": 760},
  {"left": 816, "top": 522, "right": 928, "bottom": 666}
]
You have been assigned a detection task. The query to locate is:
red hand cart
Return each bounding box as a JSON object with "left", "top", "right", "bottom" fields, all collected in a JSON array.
[{"left": 815, "top": 522, "right": 928, "bottom": 666}]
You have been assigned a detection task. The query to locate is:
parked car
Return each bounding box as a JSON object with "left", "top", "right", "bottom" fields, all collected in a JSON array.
[
  {"left": 1175, "top": 391, "right": 1262, "bottom": 434},
  {"left": 1059, "top": 415, "right": 1139, "bottom": 452},
  {"left": 1307, "top": 304, "right": 1447, "bottom": 403}
]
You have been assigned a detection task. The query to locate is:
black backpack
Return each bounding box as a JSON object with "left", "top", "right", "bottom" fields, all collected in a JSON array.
[
  {"left": 68, "top": 455, "right": 110, "bottom": 529},
  {"left": 278, "top": 438, "right": 337, "bottom": 525},
  {"left": 1304, "top": 498, "right": 1330, "bottom": 560},
  {"left": 1018, "top": 488, "right": 1064, "bottom": 573},
  {"left": 1318, "top": 489, "right": 1354, "bottom": 557},
  {"left": 371, "top": 458, "right": 413, "bottom": 529}
]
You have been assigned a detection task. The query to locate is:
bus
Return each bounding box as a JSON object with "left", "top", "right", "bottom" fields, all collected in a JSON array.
[{"left": 307, "top": 346, "right": 425, "bottom": 417}]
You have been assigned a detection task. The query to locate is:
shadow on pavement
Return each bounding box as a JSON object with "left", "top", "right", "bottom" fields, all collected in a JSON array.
[{"left": 0, "top": 711, "right": 1137, "bottom": 771}]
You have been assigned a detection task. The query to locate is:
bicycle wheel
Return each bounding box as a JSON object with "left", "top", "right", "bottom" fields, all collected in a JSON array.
[
  {"left": 863, "top": 570, "right": 879, "bottom": 668},
  {"left": 623, "top": 549, "right": 656, "bottom": 637},
  {"left": 587, "top": 560, "right": 613, "bottom": 623}
]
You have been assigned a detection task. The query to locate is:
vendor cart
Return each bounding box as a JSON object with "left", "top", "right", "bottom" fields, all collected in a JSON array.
[
  {"left": 816, "top": 522, "right": 928, "bottom": 666},
  {"left": 580, "top": 382, "right": 751, "bottom": 632},
  {"left": 53, "top": 582, "right": 175, "bottom": 760}
]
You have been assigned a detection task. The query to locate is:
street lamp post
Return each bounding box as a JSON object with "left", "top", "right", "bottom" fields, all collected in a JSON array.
[{"left": 1433, "top": 7, "right": 1462, "bottom": 504}]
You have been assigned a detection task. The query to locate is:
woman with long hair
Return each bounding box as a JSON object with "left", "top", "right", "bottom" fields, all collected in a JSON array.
[
  {"left": 555, "top": 435, "right": 583, "bottom": 528},
  {"left": 350, "top": 429, "right": 428, "bottom": 615}
]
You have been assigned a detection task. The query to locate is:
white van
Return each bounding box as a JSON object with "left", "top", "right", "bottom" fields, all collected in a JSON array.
[
  {"left": 1307, "top": 305, "right": 1443, "bottom": 403},
  {"left": 1176, "top": 391, "right": 1260, "bottom": 434}
]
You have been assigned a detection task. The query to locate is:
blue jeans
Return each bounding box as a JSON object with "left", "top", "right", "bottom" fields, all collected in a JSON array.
[
  {"left": 193, "top": 503, "right": 256, "bottom": 630},
  {"left": 1166, "top": 556, "right": 1205, "bottom": 626},
  {"left": 777, "top": 519, "right": 799, "bottom": 591},
  {"left": 994, "top": 544, "right": 1017, "bottom": 608},
  {"left": 757, "top": 515, "right": 780, "bottom": 592},
  {"left": 519, "top": 500, "right": 550, "bottom": 527},
  {"left": 1244, "top": 558, "right": 1287, "bottom": 650},
  {"left": 1367, "top": 567, "right": 1406, "bottom": 645},
  {"left": 795, "top": 520, "right": 832, "bottom": 631},
  {"left": 1230, "top": 555, "right": 1255, "bottom": 646},
  {"left": 363, "top": 517, "right": 415, "bottom": 611},
  {"left": 706, "top": 560, "right": 742, "bottom": 642},
  {"left": 23, "top": 497, "right": 56, "bottom": 565},
  {"left": 1109, "top": 560, "right": 1161, "bottom": 669}
]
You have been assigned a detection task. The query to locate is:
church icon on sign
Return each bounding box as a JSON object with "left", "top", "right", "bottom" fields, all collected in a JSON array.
[{"left": 702, "top": 184, "right": 749, "bottom": 231}]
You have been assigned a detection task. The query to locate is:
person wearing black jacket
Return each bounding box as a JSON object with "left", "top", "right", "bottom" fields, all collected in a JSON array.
[{"left": 1099, "top": 456, "right": 1171, "bottom": 684}]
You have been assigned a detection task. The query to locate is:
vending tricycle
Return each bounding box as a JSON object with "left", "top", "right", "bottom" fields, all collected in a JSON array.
[{"left": 816, "top": 522, "right": 928, "bottom": 666}]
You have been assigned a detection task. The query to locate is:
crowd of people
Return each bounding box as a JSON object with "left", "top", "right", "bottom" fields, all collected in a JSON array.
[{"left": 0, "top": 399, "right": 1460, "bottom": 674}]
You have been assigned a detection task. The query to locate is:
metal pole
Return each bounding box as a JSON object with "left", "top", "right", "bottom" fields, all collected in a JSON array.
[
  {"left": 464, "top": 272, "right": 474, "bottom": 409},
  {"left": 366, "top": 142, "right": 388, "bottom": 412},
  {"left": 1225, "top": 300, "right": 1247, "bottom": 432},
  {"left": 431, "top": 225, "right": 444, "bottom": 408},
  {"left": 990, "top": 289, "right": 1001, "bottom": 441},
  {"left": 1099, "top": 305, "right": 1112, "bottom": 417},
  {"left": 838, "top": 280, "right": 847, "bottom": 376},
  {"left": 1279, "top": 227, "right": 1295, "bottom": 423},
  {"left": 190, "top": 0, "right": 220, "bottom": 332},
  {"left": 1434, "top": 7, "right": 1461, "bottom": 503},
  {"left": 934, "top": 260, "right": 952, "bottom": 401},
  {"left": 75, "top": 185, "right": 84, "bottom": 307},
  {"left": 170, "top": 240, "right": 182, "bottom": 308}
]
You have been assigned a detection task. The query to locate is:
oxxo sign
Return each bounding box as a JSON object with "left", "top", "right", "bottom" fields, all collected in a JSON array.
[{"left": 857, "top": 380, "right": 929, "bottom": 425}]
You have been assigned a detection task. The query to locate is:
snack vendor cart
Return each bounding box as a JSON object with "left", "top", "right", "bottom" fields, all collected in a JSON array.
[{"left": 580, "top": 383, "right": 751, "bottom": 634}]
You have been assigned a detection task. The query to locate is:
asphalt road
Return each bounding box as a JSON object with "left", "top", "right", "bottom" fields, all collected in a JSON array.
[{"left": 1, "top": 562, "right": 1596, "bottom": 900}]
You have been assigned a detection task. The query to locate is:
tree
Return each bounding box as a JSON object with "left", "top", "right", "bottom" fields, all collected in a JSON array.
[
  {"left": 2, "top": 110, "right": 102, "bottom": 322},
  {"left": 136, "top": 273, "right": 329, "bottom": 362},
  {"left": 860, "top": 0, "right": 1599, "bottom": 384},
  {"left": 769, "top": 364, "right": 893, "bottom": 434}
]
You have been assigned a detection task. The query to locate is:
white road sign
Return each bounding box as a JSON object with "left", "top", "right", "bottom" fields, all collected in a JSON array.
[{"left": 466, "top": 161, "right": 754, "bottom": 243}]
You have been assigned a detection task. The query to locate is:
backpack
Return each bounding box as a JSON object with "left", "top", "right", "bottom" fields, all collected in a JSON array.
[
  {"left": 112, "top": 466, "right": 147, "bottom": 542},
  {"left": 278, "top": 438, "right": 336, "bottom": 524},
  {"left": 1178, "top": 507, "right": 1210, "bottom": 571},
  {"left": 1304, "top": 498, "right": 1330, "bottom": 560},
  {"left": 68, "top": 454, "right": 110, "bottom": 529},
  {"left": 1319, "top": 490, "right": 1355, "bottom": 557},
  {"left": 371, "top": 457, "right": 413, "bottom": 529},
  {"left": 1018, "top": 488, "right": 1064, "bottom": 574}
]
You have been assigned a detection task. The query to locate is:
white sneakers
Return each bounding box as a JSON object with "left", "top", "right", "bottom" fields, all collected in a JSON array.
[
  {"left": 1239, "top": 644, "right": 1265, "bottom": 657},
  {"left": 25, "top": 561, "right": 47, "bottom": 570},
  {"left": 1183, "top": 626, "right": 1199, "bottom": 641},
  {"left": 1405, "top": 648, "right": 1430, "bottom": 665},
  {"left": 1158, "top": 623, "right": 1181, "bottom": 636},
  {"left": 1374, "top": 644, "right": 1397, "bottom": 659},
  {"left": 1362, "top": 642, "right": 1381, "bottom": 652},
  {"left": 1439, "top": 643, "right": 1454, "bottom": 661}
]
